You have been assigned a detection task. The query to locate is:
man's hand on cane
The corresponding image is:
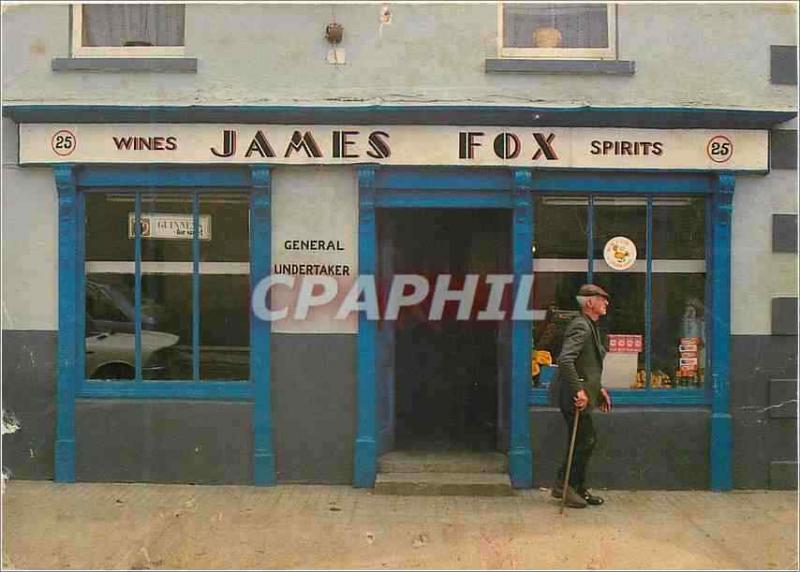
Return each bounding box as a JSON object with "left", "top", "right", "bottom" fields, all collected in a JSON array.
[{"left": 573, "top": 389, "right": 589, "bottom": 411}]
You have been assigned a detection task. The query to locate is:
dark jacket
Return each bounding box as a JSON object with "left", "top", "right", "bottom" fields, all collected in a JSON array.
[{"left": 555, "top": 314, "right": 606, "bottom": 412}]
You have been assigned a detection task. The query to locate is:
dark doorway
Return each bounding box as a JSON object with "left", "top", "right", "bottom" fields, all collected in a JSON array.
[{"left": 377, "top": 209, "right": 511, "bottom": 451}]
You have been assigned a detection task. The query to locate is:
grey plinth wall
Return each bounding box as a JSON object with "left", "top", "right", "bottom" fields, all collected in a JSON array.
[{"left": 531, "top": 407, "right": 711, "bottom": 489}]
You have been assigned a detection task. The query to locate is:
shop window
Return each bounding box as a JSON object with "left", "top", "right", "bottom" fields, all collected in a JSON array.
[
  {"left": 84, "top": 191, "right": 250, "bottom": 382},
  {"left": 72, "top": 4, "right": 186, "bottom": 58},
  {"left": 532, "top": 195, "right": 706, "bottom": 394},
  {"left": 499, "top": 3, "right": 616, "bottom": 59}
]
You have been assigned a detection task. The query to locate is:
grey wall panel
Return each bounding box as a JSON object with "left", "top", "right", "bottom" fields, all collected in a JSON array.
[
  {"left": 75, "top": 400, "right": 253, "bottom": 484},
  {"left": 770, "top": 45, "right": 798, "bottom": 85},
  {"left": 769, "top": 461, "right": 798, "bottom": 489},
  {"left": 771, "top": 298, "right": 799, "bottom": 336},
  {"left": 271, "top": 334, "right": 356, "bottom": 484},
  {"left": 731, "top": 334, "right": 799, "bottom": 488},
  {"left": 769, "top": 131, "right": 798, "bottom": 171},
  {"left": 769, "top": 378, "right": 798, "bottom": 418},
  {"left": 772, "top": 213, "right": 798, "bottom": 252},
  {"left": 531, "top": 407, "right": 710, "bottom": 489},
  {"left": 1, "top": 330, "right": 57, "bottom": 480}
]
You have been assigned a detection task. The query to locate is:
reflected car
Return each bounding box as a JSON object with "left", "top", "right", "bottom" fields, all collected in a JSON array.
[{"left": 85, "top": 326, "right": 180, "bottom": 380}]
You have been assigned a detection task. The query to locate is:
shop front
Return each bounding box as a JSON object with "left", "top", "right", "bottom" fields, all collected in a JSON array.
[{"left": 9, "top": 106, "right": 785, "bottom": 489}]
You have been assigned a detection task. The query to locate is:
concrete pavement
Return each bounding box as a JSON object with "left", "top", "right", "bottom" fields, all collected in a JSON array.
[{"left": 2, "top": 480, "right": 797, "bottom": 569}]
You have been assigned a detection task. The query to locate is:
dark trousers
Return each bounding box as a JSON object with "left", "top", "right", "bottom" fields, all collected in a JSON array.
[{"left": 557, "top": 409, "right": 596, "bottom": 490}]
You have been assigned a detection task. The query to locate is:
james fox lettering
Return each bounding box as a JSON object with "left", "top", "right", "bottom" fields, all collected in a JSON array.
[
  {"left": 210, "top": 129, "right": 392, "bottom": 159},
  {"left": 458, "top": 131, "right": 559, "bottom": 161}
]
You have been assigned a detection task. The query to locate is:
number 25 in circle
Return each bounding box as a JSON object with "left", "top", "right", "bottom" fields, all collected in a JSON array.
[
  {"left": 706, "top": 135, "right": 733, "bottom": 163},
  {"left": 51, "top": 130, "right": 76, "bottom": 156}
]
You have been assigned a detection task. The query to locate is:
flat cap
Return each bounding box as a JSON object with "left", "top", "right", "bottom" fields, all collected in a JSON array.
[{"left": 578, "top": 283, "right": 610, "bottom": 300}]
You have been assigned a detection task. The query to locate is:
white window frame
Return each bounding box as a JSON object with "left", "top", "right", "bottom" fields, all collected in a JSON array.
[
  {"left": 497, "top": 2, "right": 617, "bottom": 60},
  {"left": 71, "top": 4, "right": 186, "bottom": 58}
]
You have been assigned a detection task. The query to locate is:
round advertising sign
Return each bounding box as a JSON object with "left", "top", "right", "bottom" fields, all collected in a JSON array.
[{"left": 603, "top": 236, "right": 637, "bottom": 271}]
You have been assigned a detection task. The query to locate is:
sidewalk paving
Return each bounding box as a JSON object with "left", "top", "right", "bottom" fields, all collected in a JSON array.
[{"left": 2, "top": 480, "right": 797, "bottom": 570}]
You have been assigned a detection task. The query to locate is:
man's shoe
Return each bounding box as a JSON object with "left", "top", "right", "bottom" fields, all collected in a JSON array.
[
  {"left": 578, "top": 488, "right": 604, "bottom": 506},
  {"left": 563, "top": 486, "right": 588, "bottom": 509},
  {"left": 551, "top": 482, "right": 563, "bottom": 499}
]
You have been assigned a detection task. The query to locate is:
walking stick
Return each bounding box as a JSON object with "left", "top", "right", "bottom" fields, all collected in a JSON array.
[{"left": 560, "top": 406, "right": 581, "bottom": 515}]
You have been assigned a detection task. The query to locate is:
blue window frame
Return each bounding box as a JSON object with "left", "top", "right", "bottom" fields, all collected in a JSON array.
[
  {"left": 55, "top": 166, "right": 275, "bottom": 484},
  {"left": 528, "top": 172, "right": 720, "bottom": 406}
]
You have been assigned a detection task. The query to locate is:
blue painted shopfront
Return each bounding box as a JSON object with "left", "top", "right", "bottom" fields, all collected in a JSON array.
[{"left": 51, "top": 162, "right": 733, "bottom": 492}]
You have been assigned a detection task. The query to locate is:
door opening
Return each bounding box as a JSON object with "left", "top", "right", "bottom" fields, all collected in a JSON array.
[{"left": 377, "top": 208, "right": 511, "bottom": 452}]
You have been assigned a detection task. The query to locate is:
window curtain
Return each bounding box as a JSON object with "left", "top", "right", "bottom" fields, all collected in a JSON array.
[
  {"left": 82, "top": 4, "right": 185, "bottom": 47},
  {"left": 504, "top": 3, "right": 609, "bottom": 49}
]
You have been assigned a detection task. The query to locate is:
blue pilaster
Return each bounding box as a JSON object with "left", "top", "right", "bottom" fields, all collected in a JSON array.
[
  {"left": 354, "top": 165, "right": 378, "bottom": 488},
  {"left": 250, "top": 166, "right": 276, "bottom": 486},
  {"left": 54, "top": 165, "right": 78, "bottom": 482},
  {"left": 710, "top": 173, "right": 734, "bottom": 491},
  {"left": 509, "top": 169, "right": 533, "bottom": 488}
]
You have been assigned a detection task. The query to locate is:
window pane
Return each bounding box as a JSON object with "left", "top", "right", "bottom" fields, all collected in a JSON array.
[
  {"left": 593, "top": 197, "right": 647, "bottom": 262},
  {"left": 533, "top": 272, "right": 584, "bottom": 357},
  {"left": 84, "top": 191, "right": 252, "bottom": 382},
  {"left": 85, "top": 194, "right": 137, "bottom": 380},
  {"left": 199, "top": 194, "right": 250, "bottom": 380},
  {"left": 652, "top": 278, "right": 706, "bottom": 389},
  {"left": 139, "top": 194, "right": 193, "bottom": 380},
  {"left": 593, "top": 273, "right": 646, "bottom": 390},
  {"left": 653, "top": 197, "right": 706, "bottom": 259},
  {"left": 533, "top": 196, "right": 588, "bottom": 258},
  {"left": 503, "top": 3, "right": 609, "bottom": 49},
  {"left": 82, "top": 4, "right": 185, "bottom": 47}
]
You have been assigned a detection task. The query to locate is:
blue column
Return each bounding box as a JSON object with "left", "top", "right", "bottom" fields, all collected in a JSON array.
[
  {"left": 354, "top": 166, "right": 378, "bottom": 487},
  {"left": 710, "top": 173, "right": 734, "bottom": 491},
  {"left": 250, "top": 166, "right": 276, "bottom": 486},
  {"left": 54, "top": 165, "right": 78, "bottom": 482},
  {"left": 509, "top": 169, "right": 533, "bottom": 488}
]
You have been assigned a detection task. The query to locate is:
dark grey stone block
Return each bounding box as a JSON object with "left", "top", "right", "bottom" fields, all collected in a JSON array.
[
  {"left": 772, "top": 213, "right": 798, "bottom": 252},
  {"left": 52, "top": 58, "right": 198, "bottom": 73},
  {"left": 769, "top": 378, "right": 798, "bottom": 418},
  {"left": 770, "top": 45, "right": 798, "bottom": 85},
  {"left": 271, "top": 334, "right": 356, "bottom": 484},
  {"left": 772, "top": 298, "right": 798, "bottom": 335},
  {"left": 485, "top": 58, "right": 635, "bottom": 75},
  {"left": 75, "top": 400, "right": 253, "bottom": 484},
  {"left": 1, "top": 330, "right": 57, "bottom": 480},
  {"left": 531, "top": 407, "right": 709, "bottom": 489},
  {"left": 731, "top": 335, "right": 799, "bottom": 488},
  {"left": 770, "top": 131, "right": 798, "bottom": 171},
  {"left": 769, "top": 461, "right": 798, "bottom": 489}
]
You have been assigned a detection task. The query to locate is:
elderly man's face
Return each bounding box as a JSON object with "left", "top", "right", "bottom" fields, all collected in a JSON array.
[{"left": 589, "top": 295, "right": 609, "bottom": 316}]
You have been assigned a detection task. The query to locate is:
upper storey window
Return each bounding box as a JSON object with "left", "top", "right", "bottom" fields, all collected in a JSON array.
[
  {"left": 499, "top": 3, "right": 616, "bottom": 59},
  {"left": 72, "top": 3, "right": 185, "bottom": 57}
]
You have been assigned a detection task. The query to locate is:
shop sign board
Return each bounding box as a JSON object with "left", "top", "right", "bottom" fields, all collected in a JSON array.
[
  {"left": 19, "top": 124, "right": 769, "bottom": 171},
  {"left": 127, "top": 212, "right": 212, "bottom": 241}
]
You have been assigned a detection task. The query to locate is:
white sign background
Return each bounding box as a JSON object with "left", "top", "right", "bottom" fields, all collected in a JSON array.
[{"left": 19, "top": 124, "right": 769, "bottom": 171}]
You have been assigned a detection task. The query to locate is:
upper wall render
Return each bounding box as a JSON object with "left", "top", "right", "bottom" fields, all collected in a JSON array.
[{"left": 1, "top": 3, "right": 797, "bottom": 109}]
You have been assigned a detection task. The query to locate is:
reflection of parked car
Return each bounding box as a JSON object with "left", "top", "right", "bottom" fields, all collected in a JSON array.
[
  {"left": 86, "top": 280, "right": 163, "bottom": 334},
  {"left": 85, "top": 280, "right": 179, "bottom": 379},
  {"left": 85, "top": 328, "right": 180, "bottom": 379}
]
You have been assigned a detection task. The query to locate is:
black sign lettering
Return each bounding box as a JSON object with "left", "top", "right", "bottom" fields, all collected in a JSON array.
[
  {"left": 366, "top": 131, "right": 391, "bottom": 159},
  {"left": 493, "top": 132, "right": 521, "bottom": 160},
  {"left": 459, "top": 131, "right": 484, "bottom": 159},
  {"left": 245, "top": 130, "right": 276, "bottom": 158},
  {"left": 532, "top": 132, "right": 558, "bottom": 161},
  {"left": 285, "top": 131, "right": 323, "bottom": 158},
  {"left": 211, "top": 130, "right": 237, "bottom": 158},
  {"left": 332, "top": 130, "right": 360, "bottom": 159}
]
